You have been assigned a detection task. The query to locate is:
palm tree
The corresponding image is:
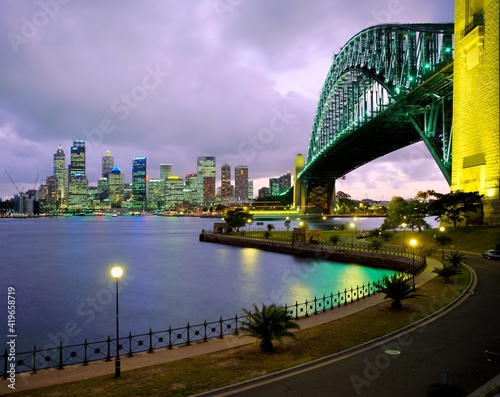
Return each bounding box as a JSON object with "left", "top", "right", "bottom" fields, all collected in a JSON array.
[
  {"left": 240, "top": 303, "right": 300, "bottom": 352},
  {"left": 329, "top": 234, "right": 341, "bottom": 245},
  {"left": 377, "top": 274, "right": 422, "bottom": 309},
  {"left": 432, "top": 264, "right": 462, "bottom": 283},
  {"left": 444, "top": 251, "right": 468, "bottom": 267}
]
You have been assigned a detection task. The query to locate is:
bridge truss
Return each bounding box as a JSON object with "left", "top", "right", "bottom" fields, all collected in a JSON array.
[{"left": 299, "top": 23, "right": 454, "bottom": 213}]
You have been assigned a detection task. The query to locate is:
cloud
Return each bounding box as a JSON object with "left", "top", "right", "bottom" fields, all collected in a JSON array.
[{"left": 0, "top": 0, "right": 454, "bottom": 200}]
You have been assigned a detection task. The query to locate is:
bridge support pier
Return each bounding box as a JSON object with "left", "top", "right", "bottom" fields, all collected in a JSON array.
[{"left": 304, "top": 179, "right": 336, "bottom": 214}]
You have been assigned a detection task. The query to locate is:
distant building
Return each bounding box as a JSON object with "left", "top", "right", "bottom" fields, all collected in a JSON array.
[
  {"left": 148, "top": 178, "right": 164, "bottom": 209},
  {"left": 279, "top": 171, "right": 291, "bottom": 194},
  {"left": 248, "top": 178, "right": 254, "bottom": 200},
  {"left": 53, "top": 145, "right": 67, "bottom": 208},
  {"left": 221, "top": 163, "right": 231, "bottom": 200},
  {"left": 269, "top": 178, "right": 279, "bottom": 196},
  {"left": 45, "top": 175, "right": 57, "bottom": 209},
  {"left": 165, "top": 176, "right": 184, "bottom": 208},
  {"left": 108, "top": 166, "right": 124, "bottom": 206},
  {"left": 235, "top": 165, "right": 248, "bottom": 201},
  {"left": 102, "top": 150, "right": 114, "bottom": 178},
  {"left": 132, "top": 157, "right": 147, "bottom": 209},
  {"left": 160, "top": 164, "right": 172, "bottom": 182},
  {"left": 197, "top": 156, "right": 216, "bottom": 205},
  {"left": 258, "top": 186, "right": 270, "bottom": 198},
  {"left": 185, "top": 173, "right": 201, "bottom": 206},
  {"left": 68, "top": 140, "right": 88, "bottom": 209}
]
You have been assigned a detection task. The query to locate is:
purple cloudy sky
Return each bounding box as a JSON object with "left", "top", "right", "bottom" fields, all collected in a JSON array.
[{"left": 0, "top": 0, "right": 454, "bottom": 201}]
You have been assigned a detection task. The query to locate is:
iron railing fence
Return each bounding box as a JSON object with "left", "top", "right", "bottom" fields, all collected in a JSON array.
[{"left": 2, "top": 277, "right": 395, "bottom": 377}]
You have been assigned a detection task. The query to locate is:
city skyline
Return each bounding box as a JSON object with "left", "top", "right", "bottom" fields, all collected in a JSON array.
[{"left": 0, "top": 1, "right": 454, "bottom": 201}]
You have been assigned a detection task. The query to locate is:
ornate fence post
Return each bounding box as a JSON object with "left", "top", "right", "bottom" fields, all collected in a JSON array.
[
  {"left": 32, "top": 345, "right": 37, "bottom": 374},
  {"left": 219, "top": 317, "right": 224, "bottom": 339},
  {"left": 314, "top": 297, "right": 318, "bottom": 315},
  {"left": 106, "top": 335, "right": 111, "bottom": 361},
  {"left": 58, "top": 341, "right": 63, "bottom": 370},
  {"left": 337, "top": 291, "right": 341, "bottom": 307},
  {"left": 149, "top": 329, "right": 154, "bottom": 353},
  {"left": 83, "top": 339, "right": 88, "bottom": 366},
  {"left": 168, "top": 326, "right": 173, "bottom": 349},
  {"left": 234, "top": 315, "right": 239, "bottom": 336},
  {"left": 322, "top": 295, "right": 326, "bottom": 312},
  {"left": 128, "top": 332, "right": 133, "bottom": 357},
  {"left": 305, "top": 300, "right": 309, "bottom": 317},
  {"left": 295, "top": 301, "right": 299, "bottom": 320},
  {"left": 186, "top": 323, "right": 191, "bottom": 346},
  {"left": 203, "top": 320, "right": 208, "bottom": 342}
]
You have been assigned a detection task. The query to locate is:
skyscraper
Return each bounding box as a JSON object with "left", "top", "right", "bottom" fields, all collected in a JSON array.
[
  {"left": 102, "top": 150, "right": 114, "bottom": 177},
  {"left": 197, "top": 156, "right": 216, "bottom": 205},
  {"left": 221, "top": 163, "right": 231, "bottom": 200},
  {"left": 279, "top": 171, "right": 291, "bottom": 194},
  {"left": 68, "top": 140, "right": 88, "bottom": 209},
  {"left": 235, "top": 165, "right": 248, "bottom": 201},
  {"left": 160, "top": 164, "right": 172, "bottom": 181},
  {"left": 248, "top": 178, "right": 254, "bottom": 200},
  {"left": 53, "top": 145, "right": 67, "bottom": 208},
  {"left": 108, "top": 165, "right": 125, "bottom": 206},
  {"left": 132, "top": 157, "right": 147, "bottom": 209}
]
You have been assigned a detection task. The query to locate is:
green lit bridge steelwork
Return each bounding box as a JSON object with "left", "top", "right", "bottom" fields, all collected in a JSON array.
[{"left": 298, "top": 23, "right": 454, "bottom": 213}]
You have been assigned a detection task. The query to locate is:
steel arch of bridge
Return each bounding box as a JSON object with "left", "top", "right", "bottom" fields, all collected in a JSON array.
[{"left": 299, "top": 23, "right": 454, "bottom": 213}]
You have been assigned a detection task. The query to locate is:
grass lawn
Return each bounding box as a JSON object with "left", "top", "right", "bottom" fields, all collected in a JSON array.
[{"left": 20, "top": 268, "right": 472, "bottom": 397}]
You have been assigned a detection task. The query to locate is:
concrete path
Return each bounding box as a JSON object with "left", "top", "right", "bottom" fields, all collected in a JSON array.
[{"left": 1, "top": 261, "right": 441, "bottom": 395}]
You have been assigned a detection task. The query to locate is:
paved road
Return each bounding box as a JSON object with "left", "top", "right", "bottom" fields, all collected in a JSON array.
[{"left": 206, "top": 254, "right": 500, "bottom": 397}]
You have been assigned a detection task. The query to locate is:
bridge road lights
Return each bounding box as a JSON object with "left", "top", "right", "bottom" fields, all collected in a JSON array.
[
  {"left": 409, "top": 239, "right": 417, "bottom": 291},
  {"left": 111, "top": 266, "right": 123, "bottom": 377}
]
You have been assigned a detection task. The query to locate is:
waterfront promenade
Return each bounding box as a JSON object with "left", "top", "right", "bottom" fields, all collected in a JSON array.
[{"left": 0, "top": 260, "right": 447, "bottom": 394}]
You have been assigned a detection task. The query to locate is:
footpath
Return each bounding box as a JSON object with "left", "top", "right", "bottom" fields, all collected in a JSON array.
[{"left": 2, "top": 257, "right": 498, "bottom": 396}]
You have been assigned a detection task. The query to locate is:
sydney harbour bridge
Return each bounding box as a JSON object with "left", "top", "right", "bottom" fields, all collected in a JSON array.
[{"left": 294, "top": 23, "right": 455, "bottom": 214}]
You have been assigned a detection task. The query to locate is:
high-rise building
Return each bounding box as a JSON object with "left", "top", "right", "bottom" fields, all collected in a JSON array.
[
  {"left": 248, "top": 178, "right": 254, "bottom": 200},
  {"left": 68, "top": 140, "right": 88, "bottom": 209},
  {"left": 160, "top": 164, "right": 172, "bottom": 181},
  {"left": 165, "top": 176, "right": 184, "bottom": 208},
  {"left": 184, "top": 173, "right": 201, "bottom": 206},
  {"left": 279, "top": 171, "right": 291, "bottom": 194},
  {"left": 197, "top": 156, "right": 216, "bottom": 205},
  {"left": 53, "top": 145, "right": 67, "bottom": 208},
  {"left": 235, "top": 165, "right": 248, "bottom": 201},
  {"left": 132, "top": 157, "right": 147, "bottom": 209},
  {"left": 269, "top": 178, "right": 279, "bottom": 196},
  {"left": 102, "top": 150, "right": 114, "bottom": 178},
  {"left": 108, "top": 165, "right": 125, "bottom": 206},
  {"left": 147, "top": 178, "right": 164, "bottom": 209},
  {"left": 45, "top": 175, "right": 57, "bottom": 209},
  {"left": 221, "top": 163, "right": 231, "bottom": 200}
]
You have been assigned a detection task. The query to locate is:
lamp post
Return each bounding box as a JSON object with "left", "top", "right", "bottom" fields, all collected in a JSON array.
[
  {"left": 401, "top": 222, "right": 407, "bottom": 251},
  {"left": 247, "top": 218, "right": 251, "bottom": 235},
  {"left": 111, "top": 266, "right": 123, "bottom": 378},
  {"left": 409, "top": 239, "right": 417, "bottom": 291},
  {"left": 439, "top": 226, "right": 445, "bottom": 259}
]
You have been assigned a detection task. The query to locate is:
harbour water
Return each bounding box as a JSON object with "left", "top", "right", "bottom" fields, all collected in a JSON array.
[{"left": 0, "top": 215, "right": 397, "bottom": 353}]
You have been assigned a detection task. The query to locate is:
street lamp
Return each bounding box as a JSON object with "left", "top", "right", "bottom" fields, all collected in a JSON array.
[
  {"left": 409, "top": 239, "right": 417, "bottom": 291},
  {"left": 247, "top": 218, "right": 251, "bottom": 234},
  {"left": 111, "top": 266, "right": 123, "bottom": 378},
  {"left": 439, "top": 226, "right": 445, "bottom": 259},
  {"left": 401, "top": 222, "right": 407, "bottom": 251}
]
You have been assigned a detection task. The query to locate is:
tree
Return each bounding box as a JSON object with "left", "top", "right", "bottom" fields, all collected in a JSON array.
[
  {"left": 428, "top": 190, "right": 483, "bottom": 230},
  {"left": 367, "top": 237, "right": 384, "bottom": 250},
  {"left": 224, "top": 208, "right": 253, "bottom": 232},
  {"left": 267, "top": 223, "right": 275, "bottom": 232},
  {"left": 376, "top": 274, "right": 422, "bottom": 309},
  {"left": 444, "top": 251, "right": 468, "bottom": 267},
  {"left": 240, "top": 303, "right": 300, "bottom": 352},
  {"left": 329, "top": 234, "right": 341, "bottom": 245},
  {"left": 284, "top": 219, "right": 291, "bottom": 231},
  {"left": 432, "top": 264, "right": 462, "bottom": 283}
]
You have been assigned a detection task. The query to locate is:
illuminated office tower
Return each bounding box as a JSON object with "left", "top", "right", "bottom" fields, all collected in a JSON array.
[
  {"left": 185, "top": 173, "right": 201, "bottom": 206},
  {"left": 102, "top": 150, "right": 114, "bottom": 177},
  {"left": 279, "top": 171, "right": 291, "bottom": 194},
  {"left": 108, "top": 165, "right": 125, "bottom": 206},
  {"left": 235, "top": 165, "right": 248, "bottom": 201},
  {"left": 197, "top": 156, "right": 216, "bottom": 205},
  {"left": 221, "top": 163, "right": 231, "bottom": 201},
  {"left": 269, "top": 178, "right": 279, "bottom": 196},
  {"left": 132, "top": 157, "right": 147, "bottom": 209},
  {"left": 160, "top": 164, "right": 172, "bottom": 181},
  {"left": 68, "top": 140, "right": 88, "bottom": 209},
  {"left": 453, "top": 0, "right": 499, "bottom": 224},
  {"left": 165, "top": 176, "right": 185, "bottom": 208},
  {"left": 53, "top": 144, "right": 67, "bottom": 208},
  {"left": 248, "top": 178, "right": 254, "bottom": 200}
]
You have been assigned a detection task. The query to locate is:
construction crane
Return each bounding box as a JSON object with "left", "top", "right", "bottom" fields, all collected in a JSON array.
[
  {"left": 33, "top": 173, "right": 39, "bottom": 192},
  {"left": 4, "top": 170, "right": 24, "bottom": 194}
]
